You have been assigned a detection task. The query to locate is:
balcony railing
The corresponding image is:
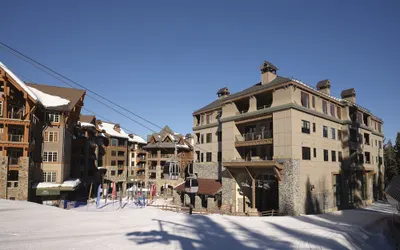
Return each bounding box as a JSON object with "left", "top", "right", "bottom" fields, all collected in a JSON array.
[
  {"left": 236, "top": 131, "right": 272, "bottom": 142},
  {"left": 148, "top": 154, "right": 158, "bottom": 159},
  {"left": 7, "top": 111, "right": 24, "bottom": 120},
  {"left": 8, "top": 157, "right": 19, "bottom": 165},
  {"left": 161, "top": 154, "right": 174, "bottom": 159},
  {"left": 227, "top": 155, "right": 273, "bottom": 162},
  {"left": 257, "top": 104, "right": 272, "bottom": 110},
  {"left": 8, "top": 134, "right": 24, "bottom": 142}
]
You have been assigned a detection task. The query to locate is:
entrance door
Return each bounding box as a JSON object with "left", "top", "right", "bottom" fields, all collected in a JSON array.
[{"left": 255, "top": 174, "right": 278, "bottom": 212}]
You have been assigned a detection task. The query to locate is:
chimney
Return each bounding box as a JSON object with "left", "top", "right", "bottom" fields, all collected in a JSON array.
[
  {"left": 217, "top": 87, "right": 230, "bottom": 99},
  {"left": 316, "top": 79, "right": 331, "bottom": 95},
  {"left": 341, "top": 88, "right": 356, "bottom": 103},
  {"left": 260, "top": 60, "right": 278, "bottom": 85},
  {"left": 113, "top": 124, "right": 121, "bottom": 133}
]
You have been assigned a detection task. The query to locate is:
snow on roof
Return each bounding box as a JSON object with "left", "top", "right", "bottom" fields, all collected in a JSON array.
[
  {"left": 97, "top": 122, "right": 129, "bottom": 139},
  {"left": 129, "top": 134, "right": 146, "bottom": 144},
  {"left": 27, "top": 86, "right": 70, "bottom": 108},
  {"left": 78, "top": 121, "right": 95, "bottom": 127},
  {"left": 60, "top": 179, "right": 81, "bottom": 188},
  {"left": 0, "top": 61, "right": 38, "bottom": 101},
  {"left": 177, "top": 144, "right": 189, "bottom": 149},
  {"left": 33, "top": 179, "right": 81, "bottom": 189}
]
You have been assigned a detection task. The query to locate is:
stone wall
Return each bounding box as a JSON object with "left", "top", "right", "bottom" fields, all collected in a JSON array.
[
  {"left": 193, "top": 162, "right": 219, "bottom": 179},
  {"left": 221, "top": 166, "right": 234, "bottom": 209},
  {"left": 277, "top": 158, "right": 301, "bottom": 215}
]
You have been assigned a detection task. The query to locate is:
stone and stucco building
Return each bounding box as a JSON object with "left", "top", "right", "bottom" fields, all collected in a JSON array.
[{"left": 192, "top": 60, "right": 384, "bottom": 215}]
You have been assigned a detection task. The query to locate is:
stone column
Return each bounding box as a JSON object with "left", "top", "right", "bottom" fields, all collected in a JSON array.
[
  {"left": 0, "top": 156, "right": 8, "bottom": 199},
  {"left": 17, "top": 157, "right": 30, "bottom": 201},
  {"left": 195, "top": 195, "right": 202, "bottom": 209},
  {"left": 277, "top": 158, "right": 301, "bottom": 215},
  {"left": 207, "top": 197, "right": 215, "bottom": 210},
  {"left": 184, "top": 193, "right": 191, "bottom": 206}
]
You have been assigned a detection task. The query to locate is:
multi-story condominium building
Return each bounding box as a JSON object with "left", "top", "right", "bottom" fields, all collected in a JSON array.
[
  {"left": 71, "top": 115, "right": 107, "bottom": 198},
  {"left": 192, "top": 60, "right": 384, "bottom": 215},
  {"left": 96, "top": 120, "right": 146, "bottom": 195},
  {"left": 0, "top": 62, "right": 86, "bottom": 203},
  {"left": 144, "top": 125, "right": 193, "bottom": 195}
]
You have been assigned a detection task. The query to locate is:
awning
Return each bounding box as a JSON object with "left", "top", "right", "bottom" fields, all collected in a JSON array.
[
  {"left": 174, "top": 178, "right": 222, "bottom": 196},
  {"left": 33, "top": 179, "right": 81, "bottom": 196}
]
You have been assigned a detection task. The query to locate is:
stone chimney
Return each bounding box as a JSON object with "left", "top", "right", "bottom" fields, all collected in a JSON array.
[
  {"left": 316, "top": 79, "right": 331, "bottom": 95},
  {"left": 217, "top": 87, "right": 230, "bottom": 99},
  {"left": 113, "top": 124, "right": 121, "bottom": 133},
  {"left": 260, "top": 60, "right": 278, "bottom": 85},
  {"left": 341, "top": 88, "right": 356, "bottom": 103}
]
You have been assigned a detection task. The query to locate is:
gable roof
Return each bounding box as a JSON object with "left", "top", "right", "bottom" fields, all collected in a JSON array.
[
  {"left": 79, "top": 115, "right": 95, "bottom": 123},
  {"left": 25, "top": 83, "right": 85, "bottom": 111}
]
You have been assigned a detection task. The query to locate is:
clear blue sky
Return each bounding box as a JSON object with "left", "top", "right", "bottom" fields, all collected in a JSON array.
[{"left": 1, "top": 1, "right": 399, "bottom": 141}]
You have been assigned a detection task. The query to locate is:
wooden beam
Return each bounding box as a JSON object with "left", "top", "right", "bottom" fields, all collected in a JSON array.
[
  {"left": 244, "top": 166, "right": 254, "bottom": 180},
  {"left": 273, "top": 167, "right": 282, "bottom": 181}
]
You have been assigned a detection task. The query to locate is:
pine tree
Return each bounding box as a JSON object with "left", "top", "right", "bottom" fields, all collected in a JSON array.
[
  {"left": 384, "top": 140, "right": 397, "bottom": 184},
  {"left": 394, "top": 132, "right": 400, "bottom": 174}
]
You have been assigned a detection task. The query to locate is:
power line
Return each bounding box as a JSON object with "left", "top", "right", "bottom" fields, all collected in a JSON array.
[{"left": 0, "top": 43, "right": 218, "bottom": 159}]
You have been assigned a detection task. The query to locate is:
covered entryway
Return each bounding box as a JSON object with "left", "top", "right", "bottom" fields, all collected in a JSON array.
[{"left": 224, "top": 160, "right": 282, "bottom": 214}]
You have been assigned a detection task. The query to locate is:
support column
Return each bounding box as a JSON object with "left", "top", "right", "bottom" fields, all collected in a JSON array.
[{"left": 245, "top": 167, "right": 255, "bottom": 209}]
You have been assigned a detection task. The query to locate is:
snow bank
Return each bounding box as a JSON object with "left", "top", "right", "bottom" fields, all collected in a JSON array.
[{"left": 27, "top": 86, "right": 70, "bottom": 108}]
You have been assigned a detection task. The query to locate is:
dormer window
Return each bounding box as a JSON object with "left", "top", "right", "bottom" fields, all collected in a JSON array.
[
  {"left": 322, "top": 101, "right": 328, "bottom": 114},
  {"left": 301, "top": 92, "right": 309, "bottom": 108},
  {"left": 46, "top": 112, "right": 60, "bottom": 123}
]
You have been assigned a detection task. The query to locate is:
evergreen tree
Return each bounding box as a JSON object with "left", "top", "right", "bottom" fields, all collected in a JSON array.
[
  {"left": 394, "top": 132, "right": 400, "bottom": 174},
  {"left": 384, "top": 140, "right": 397, "bottom": 184}
]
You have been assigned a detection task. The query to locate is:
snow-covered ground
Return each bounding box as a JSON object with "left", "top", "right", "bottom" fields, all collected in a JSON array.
[{"left": 0, "top": 199, "right": 397, "bottom": 250}]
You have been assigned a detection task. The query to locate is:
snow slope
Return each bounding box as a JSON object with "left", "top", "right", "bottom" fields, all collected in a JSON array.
[{"left": 0, "top": 199, "right": 395, "bottom": 250}]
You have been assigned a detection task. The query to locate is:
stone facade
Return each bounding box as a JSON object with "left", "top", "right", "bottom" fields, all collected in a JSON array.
[
  {"left": 193, "top": 162, "right": 219, "bottom": 179},
  {"left": 0, "top": 156, "right": 30, "bottom": 200}
]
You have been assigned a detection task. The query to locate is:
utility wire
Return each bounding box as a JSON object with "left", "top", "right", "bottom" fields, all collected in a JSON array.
[{"left": 0, "top": 43, "right": 217, "bottom": 160}]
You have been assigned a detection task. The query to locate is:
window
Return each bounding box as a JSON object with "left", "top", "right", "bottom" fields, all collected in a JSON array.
[
  {"left": 322, "top": 100, "right": 328, "bottom": 114},
  {"left": 218, "top": 151, "right": 222, "bottom": 162},
  {"left": 43, "top": 151, "right": 57, "bottom": 162},
  {"left": 44, "top": 131, "right": 58, "bottom": 142},
  {"left": 323, "top": 126, "right": 328, "bottom": 138},
  {"left": 338, "top": 130, "right": 342, "bottom": 140},
  {"left": 364, "top": 133, "right": 370, "bottom": 145},
  {"left": 313, "top": 148, "right": 317, "bottom": 158},
  {"left": 338, "top": 151, "right": 343, "bottom": 162},
  {"left": 0, "top": 100, "right": 3, "bottom": 116},
  {"left": 200, "top": 115, "right": 204, "bottom": 125},
  {"left": 206, "top": 152, "right": 212, "bottom": 162},
  {"left": 313, "top": 123, "right": 316, "bottom": 133},
  {"left": 200, "top": 153, "right": 204, "bottom": 162},
  {"left": 330, "top": 103, "right": 335, "bottom": 117},
  {"left": 301, "top": 92, "right": 309, "bottom": 108},
  {"left": 111, "top": 139, "right": 118, "bottom": 146},
  {"left": 196, "top": 151, "right": 200, "bottom": 162},
  {"left": 118, "top": 170, "right": 123, "bottom": 176},
  {"left": 331, "top": 128, "right": 336, "bottom": 139},
  {"left": 117, "top": 161, "right": 124, "bottom": 167},
  {"left": 302, "top": 147, "right": 311, "bottom": 160},
  {"left": 334, "top": 174, "right": 341, "bottom": 206},
  {"left": 200, "top": 134, "right": 204, "bottom": 144},
  {"left": 46, "top": 112, "right": 60, "bottom": 123},
  {"left": 43, "top": 172, "right": 56, "bottom": 182},
  {"left": 111, "top": 170, "right": 116, "bottom": 176},
  {"left": 337, "top": 107, "right": 341, "bottom": 119},
  {"left": 206, "top": 114, "right": 211, "bottom": 124},
  {"left": 217, "top": 131, "right": 222, "bottom": 142},
  {"left": 324, "top": 149, "right": 329, "bottom": 161},
  {"left": 374, "top": 122, "right": 377, "bottom": 130},
  {"left": 312, "top": 96, "right": 315, "bottom": 108},
  {"left": 206, "top": 133, "right": 212, "bottom": 143},
  {"left": 357, "top": 112, "right": 363, "bottom": 123},
  {"left": 302, "top": 120, "right": 310, "bottom": 134},
  {"left": 8, "top": 170, "right": 19, "bottom": 181},
  {"left": 331, "top": 151, "right": 336, "bottom": 162},
  {"left": 111, "top": 151, "right": 116, "bottom": 156},
  {"left": 118, "top": 151, "right": 124, "bottom": 156},
  {"left": 375, "top": 140, "right": 377, "bottom": 147},
  {"left": 365, "top": 152, "right": 371, "bottom": 164},
  {"left": 379, "top": 141, "right": 382, "bottom": 149},
  {"left": 111, "top": 160, "right": 116, "bottom": 166}
]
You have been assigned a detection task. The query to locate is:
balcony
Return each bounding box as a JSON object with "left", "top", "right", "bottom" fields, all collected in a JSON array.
[
  {"left": 8, "top": 157, "right": 19, "bottom": 166},
  {"left": 137, "top": 156, "right": 146, "bottom": 162},
  {"left": 148, "top": 154, "right": 158, "bottom": 159},
  {"left": 8, "top": 134, "right": 24, "bottom": 142},
  {"left": 8, "top": 111, "right": 24, "bottom": 120},
  {"left": 235, "top": 131, "right": 273, "bottom": 147},
  {"left": 160, "top": 154, "right": 175, "bottom": 160}
]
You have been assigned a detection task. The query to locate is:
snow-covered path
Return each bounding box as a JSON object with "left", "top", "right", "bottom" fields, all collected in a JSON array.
[{"left": 0, "top": 199, "right": 396, "bottom": 250}]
